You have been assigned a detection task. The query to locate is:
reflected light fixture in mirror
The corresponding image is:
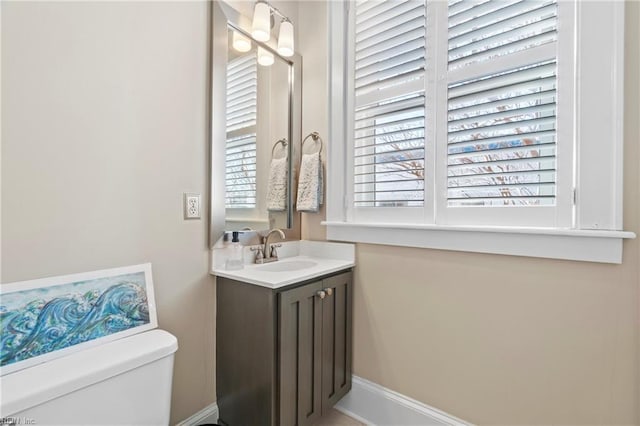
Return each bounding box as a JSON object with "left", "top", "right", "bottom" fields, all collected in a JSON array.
[
  {"left": 232, "top": 31, "right": 251, "bottom": 53},
  {"left": 257, "top": 46, "right": 275, "bottom": 66},
  {"left": 251, "top": 1, "right": 271, "bottom": 42},
  {"left": 277, "top": 19, "right": 294, "bottom": 57}
]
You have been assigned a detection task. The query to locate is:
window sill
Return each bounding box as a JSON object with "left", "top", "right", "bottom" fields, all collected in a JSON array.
[{"left": 323, "top": 221, "right": 636, "bottom": 264}]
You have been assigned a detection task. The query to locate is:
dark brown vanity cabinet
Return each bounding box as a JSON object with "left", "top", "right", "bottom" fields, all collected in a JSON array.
[{"left": 216, "top": 270, "right": 353, "bottom": 426}]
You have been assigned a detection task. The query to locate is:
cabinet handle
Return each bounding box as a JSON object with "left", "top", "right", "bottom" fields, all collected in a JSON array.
[
  {"left": 324, "top": 288, "right": 333, "bottom": 296},
  {"left": 317, "top": 290, "right": 326, "bottom": 299}
]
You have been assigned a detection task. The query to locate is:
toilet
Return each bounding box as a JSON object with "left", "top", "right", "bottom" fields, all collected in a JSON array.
[{"left": 0, "top": 329, "right": 178, "bottom": 425}]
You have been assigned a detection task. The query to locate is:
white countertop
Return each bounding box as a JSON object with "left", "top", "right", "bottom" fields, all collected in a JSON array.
[{"left": 211, "top": 240, "right": 355, "bottom": 289}]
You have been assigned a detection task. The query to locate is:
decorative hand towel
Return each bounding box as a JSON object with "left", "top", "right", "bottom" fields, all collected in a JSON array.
[
  {"left": 296, "top": 152, "right": 323, "bottom": 212},
  {"left": 267, "top": 156, "right": 288, "bottom": 211}
]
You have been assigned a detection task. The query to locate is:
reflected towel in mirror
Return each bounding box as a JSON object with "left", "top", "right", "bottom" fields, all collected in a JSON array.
[
  {"left": 267, "top": 156, "right": 288, "bottom": 211},
  {"left": 296, "top": 152, "right": 323, "bottom": 213}
]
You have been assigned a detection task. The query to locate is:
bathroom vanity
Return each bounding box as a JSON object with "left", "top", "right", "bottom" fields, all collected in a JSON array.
[{"left": 213, "top": 241, "right": 354, "bottom": 426}]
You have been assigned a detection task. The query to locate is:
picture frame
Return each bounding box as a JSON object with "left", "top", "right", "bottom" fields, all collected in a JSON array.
[{"left": 0, "top": 263, "right": 157, "bottom": 376}]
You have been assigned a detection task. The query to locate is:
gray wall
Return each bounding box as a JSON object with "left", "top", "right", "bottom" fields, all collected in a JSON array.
[{"left": 1, "top": 2, "right": 216, "bottom": 423}]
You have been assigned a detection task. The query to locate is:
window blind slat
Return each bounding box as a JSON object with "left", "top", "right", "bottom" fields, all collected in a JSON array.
[
  {"left": 226, "top": 54, "right": 258, "bottom": 208},
  {"left": 356, "top": 15, "right": 425, "bottom": 52},
  {"left": 356, "top": 26, "right": 425, "bottom": 63},
  {"left": 449, "top": 169, "right": 556, "bottom": 184},
  {"left": 355, "top": 56, "right": 425, "bottom": 89},
  {"left": 448, "top": 115, "right": 556, "bottom": 141},
  {"left": 448, "top": 0, "right": 520, "bottom": 28},
  {"left": 356, "top": 3, "right": 424, "bottom": 43},
  {"left": 356, "top": 137, "right": 425, "bottom": 156},
  {"left": 449, "top": 89, "right": 556, "bottom": 117},
  {"left": 448, "top": 102, "right": 556, "bottom": 130},
  {"left": 448, "top": 16, "right": 556, "bottom": 59},
  {"left": 226, "top": 87, "right": 257, "bottom": 105},
  {"left": 354, "top": 0, "right": 383, "bottom": 17},
  {"left": 355, "top": 111, "right": 424, "bottom": 134},
  {"left": 355, "top": 95, "right": 424, "bottom": 121},
  {"left": 355, "top": 148, "right": 426, "bottom": 165},
  {"left": 447, "top": 141, "right": 556, "bottom": 160},
  {"left": 356, "top": 0, "right": 417, "bottom": 33},
  {"left": 356, "top": 37, "right": 425, "bottom": 72},
  {"left": 448, "top": 0, "right": 555, "bottom": 38},
  {"left": 449, "top": 30, "right": 557, "bottom": 68},
  {"left": 355, "top": 71, "right": 424, "bottom": 101},
  {"left": 447, "top": 153, "right": 555, "bottom": 170},
  {"left": 448, "top": 0, "right": 489, "bottom": 18},
  {"left": 448, "top": 62, "right": 556, "bottom": 99}
]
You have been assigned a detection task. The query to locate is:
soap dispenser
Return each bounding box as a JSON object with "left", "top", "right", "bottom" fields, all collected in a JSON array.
[{"left": 225, "top": 231, "right": 244, "bottom": 270}]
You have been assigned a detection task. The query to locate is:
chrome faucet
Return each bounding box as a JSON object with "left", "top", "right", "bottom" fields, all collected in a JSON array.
[{"left": 252, "top": 228, "right": 285, "bottom": 264}]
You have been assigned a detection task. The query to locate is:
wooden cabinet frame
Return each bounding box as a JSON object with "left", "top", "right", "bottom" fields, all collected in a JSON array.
[{"left": 217, "top": 270, "right": 353, "bottom": 426}]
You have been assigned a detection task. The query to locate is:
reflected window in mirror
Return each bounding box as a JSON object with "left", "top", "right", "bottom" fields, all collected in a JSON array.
[
  {"left": 224, "top": 25, "right": 291, "bottom": 232},
  {"left": 225, "top": 53, "right": 258, "bottom": 210}
]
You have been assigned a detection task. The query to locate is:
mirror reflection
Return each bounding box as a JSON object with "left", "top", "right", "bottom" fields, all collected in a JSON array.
[{"left": 224, "top": 25, "right": 292, "bottom": 232}]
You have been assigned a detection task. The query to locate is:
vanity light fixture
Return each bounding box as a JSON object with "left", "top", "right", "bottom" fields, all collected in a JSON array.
[
  {"left": 251, "top": 1, "right": 295, "bottom": 58},
  {"left": 232, "top": 30, "right": 252, "bottom": 53},
  {"left": 277, "top": 19, "right": 294, "bottom": 57},
  {"left": 251, "top": 1, "right": 271, "bottom": 42},
  {"left": 257, "top": 46, "right": 275, "bottom": 66}
]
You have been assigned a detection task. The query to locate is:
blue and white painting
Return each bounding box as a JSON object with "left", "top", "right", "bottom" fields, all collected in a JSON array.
[{"left": 0, "top": 264, "right": 157, "bottom": 375}]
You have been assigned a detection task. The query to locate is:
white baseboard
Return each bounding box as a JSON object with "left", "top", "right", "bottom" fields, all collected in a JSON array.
[
  {"left": 335, "top": 376, "right": 472, "bottom": 426},
  {"left": 176, "top": 376, "right": 469, "bottom": 426},
  {"left": 176, "top": 402, "right": 219, "bottom": 426}
]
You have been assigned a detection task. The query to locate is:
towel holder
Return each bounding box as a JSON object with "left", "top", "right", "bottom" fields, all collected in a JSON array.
[
  {"left": 271, "top": 138, "right": 288, "bottom": 158},
  {"left": 301, "top": 132, "right": 323, "bottom": 155}
]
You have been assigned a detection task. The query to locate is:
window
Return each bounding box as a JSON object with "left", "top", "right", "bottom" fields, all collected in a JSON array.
[
  {"left": 353, "top": 1, "right": 426, "bottom": 211},
  {"left": 225, "top": 54, "right": 258, "bottom": 209},
  {"left": 327, "top": 0, "right": 633, "bottom": 263}
]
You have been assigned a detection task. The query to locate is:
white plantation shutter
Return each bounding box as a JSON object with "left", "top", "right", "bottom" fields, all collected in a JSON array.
[
  {"left": 445, "top": 0, "right": 562, "bottom": 212},
  {"left": 226, "top": 54, "right": 258, "bottom": 209},
  {"left": 346, "top": 0, "right": 575, "bottom": 227},
  {"left": 352, "top": 0, "right": 426, "bottom": 210},
  {"left": 448, "top": 0, "right": 558, "bottom": 69},
  {"left": 332, "top": 0, "right": 627, "bottom": 260},
  {"left": 447, "top": 61, "right": 558, "bottom": 206}
]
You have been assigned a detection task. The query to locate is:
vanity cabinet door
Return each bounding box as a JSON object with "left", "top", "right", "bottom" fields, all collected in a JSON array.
[
  {"left": 321, "top": 271, "right": 353, "bottom": 414},
  {"left": 279, "top": 280, "right": 324, "bottom": 426}
]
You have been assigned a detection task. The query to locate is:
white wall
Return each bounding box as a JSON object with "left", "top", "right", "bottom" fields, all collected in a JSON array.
[{"left": 1, "top": 2, "right": 215, "bottom": 423}]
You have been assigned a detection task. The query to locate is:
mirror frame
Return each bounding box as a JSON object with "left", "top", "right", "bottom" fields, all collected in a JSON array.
[{"left": 209, "top": 1, "right": 302, "bottom": 247}]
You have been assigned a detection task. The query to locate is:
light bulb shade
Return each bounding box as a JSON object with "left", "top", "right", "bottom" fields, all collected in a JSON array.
[
  {"left": 277, "top": 20, "right": 294, "bottom": 57},
  {"left": 257, "top": 46, "right": 274, "bottom": 66},
  {"left": 252, "top": 2, "right": 271, "bottom": 42},
  {"left": 232, "top": 31, "right": 252, "bottom": 53}
]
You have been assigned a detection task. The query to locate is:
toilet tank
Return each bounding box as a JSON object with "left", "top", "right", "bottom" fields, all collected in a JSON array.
[{"left": 0, "top": 329, "right": 178, "bottom": 426}]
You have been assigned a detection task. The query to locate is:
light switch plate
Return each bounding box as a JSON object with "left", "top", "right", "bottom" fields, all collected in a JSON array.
[{"left": 184, "top": 193, "right": 201, "bottom": 219}]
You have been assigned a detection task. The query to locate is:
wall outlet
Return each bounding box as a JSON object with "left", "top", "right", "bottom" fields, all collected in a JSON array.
[{"left": 184, "top": 193, "right": 201, "bottom": 220}]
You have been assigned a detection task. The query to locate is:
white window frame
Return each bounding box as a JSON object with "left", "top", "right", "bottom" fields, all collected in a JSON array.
[{"left": 326, "top": 0, "right": 635, "bottom": 264}]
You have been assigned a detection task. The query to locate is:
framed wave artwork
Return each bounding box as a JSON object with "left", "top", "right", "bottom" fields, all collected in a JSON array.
[{"left": 0, "top": 263, "right": 157, "bottom": 376}]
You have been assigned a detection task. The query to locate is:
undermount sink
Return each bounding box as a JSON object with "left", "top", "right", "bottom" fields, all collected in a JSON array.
[{"left": 257, "top": 259, "right": 318, "bottom": 272}]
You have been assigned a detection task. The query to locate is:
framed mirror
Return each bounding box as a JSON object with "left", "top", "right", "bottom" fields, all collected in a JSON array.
[{"left": 210, "top": 1, "right": 302, "bottom": 246}]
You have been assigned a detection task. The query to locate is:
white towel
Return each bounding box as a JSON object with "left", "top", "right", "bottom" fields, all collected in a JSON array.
[
  {"left": 296, "top": 152, "right": 323, "bottom": 212},
  {"left": 267, "top": 156, "right": 288, "bottom": 211}
]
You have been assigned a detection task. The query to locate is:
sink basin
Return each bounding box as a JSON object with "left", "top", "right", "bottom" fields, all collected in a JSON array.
[{"left": 258, "top": 260, "right": 318, "bottom": 272}]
